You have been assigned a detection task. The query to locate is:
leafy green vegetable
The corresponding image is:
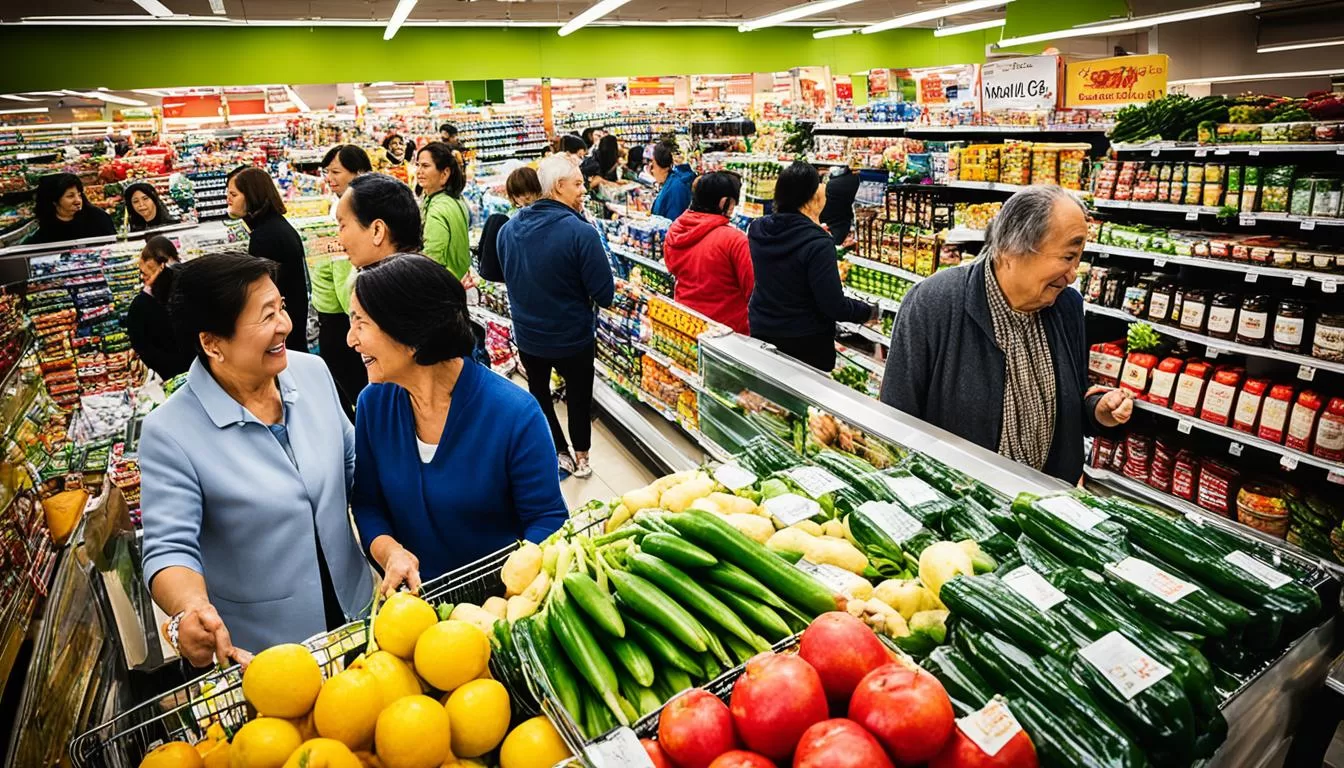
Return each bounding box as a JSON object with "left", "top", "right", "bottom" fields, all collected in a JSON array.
[{"left": 1127, "top": 322, "right": 1162, "bottom": 353}]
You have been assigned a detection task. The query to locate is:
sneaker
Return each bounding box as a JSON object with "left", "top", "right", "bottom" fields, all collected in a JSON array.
[
  {"left": 558, "top": 452, "right": 577, "bottom": 476},
  {"left": 572, "top": 455, "right": 593, "bottom": 479}
]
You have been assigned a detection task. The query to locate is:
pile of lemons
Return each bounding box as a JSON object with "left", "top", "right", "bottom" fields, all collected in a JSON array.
[{"left": 138, "top": 593, "right": 573, "bottom": 768}]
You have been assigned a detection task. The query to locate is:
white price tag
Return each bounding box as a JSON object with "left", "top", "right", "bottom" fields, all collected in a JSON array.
[
  {"left": 1183, "top": 511, "right": 1206, "bottom": 527},
  {"left": 1298, "top": 364, "right": 1317, "bottom": 382},
  {"left": 1229, "top": 442, "right": 1243, "bottom": 457},
  {"left": 1224, "top": 551, "right": 1292, "bottom": 589},
  {"left": 1183, "top": 210, "right": 1199, "bottom": 222},
  {"left": 795, "top": 558, "right": 869, "bottom": 596},
  {"left": 1106, "top": 558, "right": 1200, "bottom": 603},
  {"left": 1292, "top": 275, "right": 1309, "bottom": 287},
  {"left": 1327, "top": 470, "right": 1344, "bottom": 486},
  {"left": 1079, "top": 631, "right": 1173, "bottom": 700},
  {"left": 885, "top": 475, "right": 942, "bottom": 507},
  {"left": 1194, "top": 148, "right": 1209, "bottom": 158},
  {"left": 764, "top": 493, "right": 822, "bottom": 525},
  {"left": 1249, "top": 149, "right": 1261, "bottom": 157},
  {"left": 1150, "top": 149, "right": 1160, "bottom": 157},
  {"left": 1206, "top": 347, "right": 1222, "bottom": 359},
  {"left": 1038, "top": 495, "right": 1109, "bottom": 531},
  {"left": 1177, "top": 419, "right": 1194, "bottom": 434},
  {"left": 1244, "top": 272, "right": 1259, "bottom": 283},
  {"left": 1002, "top": 565, "right": 1069, "bottom": 611},
  {"left": 1301, "top": 219, "right": 1316, "bottom": 231},
  {"left": 1323, "top": 280, "right": 1338, "bottom": 294},
  {"left": 1215, "top": 148, "right": 1231, "bottom": 156},
  {"left": 1338, "top": 148, "right": 1344, "bottom": 155},
  {"left": 1154, "top": 258, "right": 1169, "bottom": 267},
  {"left": 956, "top": 698, "right": 1024, "bottom": 757},
  {"left": 785, "top": 466, "right": 848, "bottom": 498},
  {"left": 858, "top": 501, "right": 924, "bottom": 545},
  {"left": 587, "top": 728, "right": 655, "bottom": 768},
  {"left": 1280, "top": 454, "right": 1299, "bottom": 471},
  {"left": 713, "top": 463, "right": 758, "bottom": 491},
  {"left": 1240, "top": 215, "right": 1257, "bottom": 227}
]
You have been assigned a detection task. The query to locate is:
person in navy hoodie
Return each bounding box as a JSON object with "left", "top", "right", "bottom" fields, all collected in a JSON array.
[
  {"left": 650, "top": 142, "right": 696, "bottom": 221},
  {"left": 348, "top": 254, "right": 567, "bottom": 593},
  {"left": 497, "top": 154, "right": 616, "bottom": 479}
]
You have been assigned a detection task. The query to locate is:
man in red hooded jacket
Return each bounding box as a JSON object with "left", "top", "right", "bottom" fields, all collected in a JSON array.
[{"left": 662, "top": 171, "right": 755, "bottom": 334}]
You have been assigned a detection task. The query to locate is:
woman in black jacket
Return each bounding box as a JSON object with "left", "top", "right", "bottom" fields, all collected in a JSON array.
[
  {"left": 27, "top": 173, "right": 117, "bottom": 245},
  {"left": 126, "top": 235, "right": 192, "bottom": 380},
  {"left": 226, "top": 165, "right": 310, "bottom": 352},
  {"left": 747, "top": 162, "right": 876, "bottom": 371},
  {"left": 479, "top": 166, "right": 542, "bottom": 283},
  {"left": 123, "top": 181, "right": 179, "bottom": 232}
]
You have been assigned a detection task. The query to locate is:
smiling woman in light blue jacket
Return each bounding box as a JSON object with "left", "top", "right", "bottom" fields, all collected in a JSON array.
[{"left": 139, "top": 252, "right": 373, "bottom": 667}]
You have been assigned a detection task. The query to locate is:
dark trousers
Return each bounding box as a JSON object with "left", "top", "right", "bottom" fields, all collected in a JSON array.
[
  {"left": 754, "top": 332, "right": 837, "bottom": 373},
  {"left": 317, "top": 312, "right": 367, "bottom": 417},
  {"left": 519, "top": 344, "right": 594, "bottom": 454}
]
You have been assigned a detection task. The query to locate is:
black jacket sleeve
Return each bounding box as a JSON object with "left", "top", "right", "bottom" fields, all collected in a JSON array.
[
  {"left": 879, "top": 282, "right": 932, "bottom": 419},
  {"left": 126, "top": 294, "right": 179, "bottom": 380},
  {"left": 249, "top": 217, "right": 310, "bottom": 352},
  {"left": 478, "top": 213, "right": 509, "bottom": 283},
  {"left": 805, "top": 236, "right": 873, "bottom": 324}
]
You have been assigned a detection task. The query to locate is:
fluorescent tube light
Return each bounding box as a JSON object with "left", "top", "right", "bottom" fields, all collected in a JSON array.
[
  {"left": 995, "top": 1, "right": 1260, "bottom": 47},
  {"left": 384, "top": 0, "right": 418, "bottom": 40},
  {"left": 131, "top": 0, "right": 175, "bottom": 16},
  {"left": 1257, "top": 39, "right": 1344, "bottom": 53},
  {"left": 23, "top": 91, "right": 68, "bottom": 96},
  {"left": 209, "top": 0, "right": 226, "bottom": 13},
  {"left": 0, "top": 107, "right": 49, "bottom": 115},
  {"left": 559, "top": 0, "right": 633, "bottom": 36},
  {"left": 131, "top": 89, "right": 170, "bottom": 97},
  {"left": 1169, "top": 68, "right": 1344, "bottom": 85},
  {"left": 0, "top": 94, "right": 37, "bottom": 101},
  {"left": 813, "top": 26, "right": 863, "bottom": 38},
  {"left": 863, "top": 0, "right": 1014, "bottom": 35},
  {"left": 740, "top": 0, "right": 863, "bottom": 32},
  {"left": 64, "top": 90, "right": 150, "bottom": 107},
  {"left": 285, "top": 86, "right": 310, "bottom": 112},
  {"left": 934, "top": 17, "right": 1006, "bottom": 37}
]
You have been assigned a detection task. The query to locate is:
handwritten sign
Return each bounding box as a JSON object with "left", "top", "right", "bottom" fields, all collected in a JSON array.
[
  {"left": 1079, "top": 631, "right": 1173, "bottom": 700},
  {"left": 1065, "top": 54, "right": 1169, "bottom": 107},
  {"left": 981, "top": 55, "right": 1059, "bottom": 111}
]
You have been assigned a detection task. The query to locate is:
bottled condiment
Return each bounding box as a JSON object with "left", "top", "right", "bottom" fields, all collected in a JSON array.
[
  {"left": 1286, "top": 390, "right": 1323, "bottom": 453},
  {"left": 1273, "top": 299, "right": 1308, "bottom": 353},
  {"left": 1206, "top": 292, "right": 1239, "bottom": 340},
  {"left": 1147, "top": 280, "right": 1175, "bottom": 324},
  {"left": 1236, "top": 294, "right": 1271, "bottom": 346},
  {"left": 1179, "top": 289, "right": 1210, "bottom": 333},
  {"left": 1168, "top": 286, "right": 1185, "bottom": 326},
  {"left": 1317, "top": 397, "right": 1344, "bottom": 462},
  {"left": 1313, "top": 312, "right": 1344, "bottom": 362}
]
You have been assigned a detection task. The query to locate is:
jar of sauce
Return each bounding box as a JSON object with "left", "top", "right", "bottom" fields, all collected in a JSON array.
[
  {"left": 1314, "top": 312, "right": 1344, "bottom": 362},
  {"left": 1206, "top": 292, "right": 1239, "bottom": 340},
  {"left": 1236, "top": 295, "right": 1271, "bottom": 347},
  {"left": 1147, "top": 280, "right": 1175, "bottom": 324},
  {"left": 1180, "top": 289, "right": 1210, "bottom": 334},
  {"left": 1273, "top": 299, "right": 1309, "bottom": 353}
]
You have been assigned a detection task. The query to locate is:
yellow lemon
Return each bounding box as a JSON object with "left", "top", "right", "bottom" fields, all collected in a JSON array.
[
  {"left": 200, "top": 740, "right": 231, "bottom": 768},
  {"left": 282, "top": 738, "right": 363, "bottom": 768},
  {"left": 288, "top": 710, "right": 318, "bottom": 742},
  {"left": 443, "top": 680, "right": 510, "bottom": 758},
  {"left": 498, "top": 717, "right": 572, "bottom": 768},
  {"left": 373, "top": 695, "right": 452, "bottom": 768},
  {"left": 313, "top": 668, "right": 382, "bottom": 750},
  {"left": 412, "top": 621, "right": 489, "bottom": 692},
  {"left": 349, "top": 651, "right": 422, "bottom": 708},
  {"left": 204, "top": 722, "right": 228, "bottom": 744},
  {"left": 229, "top": 718, "right": 303, "bottom": 768},
  {"left": 140, "top": 741, "right": 203, "bottom": 768},
  {"left": 374, "top": 593, "right": 438, "bottom": 659},
  {"left": 242, "top": 644, "right": 322, "bottom": 719}
]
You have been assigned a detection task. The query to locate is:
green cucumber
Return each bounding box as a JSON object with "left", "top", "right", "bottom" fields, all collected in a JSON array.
[
  {"left": 620, "top": 609, "right": 704, "bottom": 677},
  {"left": 549, "top": 591, "right": 628, "bottom": 725},
  {"left": 563, "top": 571, "right": 625, "bottom": 638},
  {"left": 606, "top": 566, "right": 710, "bottom": 653},
  {"left": 1016, "top": 534, "right": 1068, "bottom": 575},
  {"left": 940, "top": 500, "right": 1016, "bottom": 557},
  {"left": 1011, "top": 493, "right": 1130, "bottom": 571},
  {"left": 704, "top": 583, "right": 792, "bottom": 641},
  {"left": 939, "top": 574, "right": 1076, "bottom": 660},
  {"left": 641, "top": 532, "right": 718, "bottom": 569},
  {"left": 609, "top": 635, "right": 656, "bottom": 687},
  {"left": 1100, "top": 565, "right": 1231, "bottom": 639},
  {"left": 922, "top": 646, "right": 994, "bottom": 715},
  {"left": 702, "top": 561, "right": 791, "bottom": 612},
  {"left": 517, "top": 614, "right": 582, "bottom": 721},
  {"left": 628, "top": 552, "right": 771, "bottom": 653}
]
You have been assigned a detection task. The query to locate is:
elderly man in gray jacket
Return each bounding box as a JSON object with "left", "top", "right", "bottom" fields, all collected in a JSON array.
[{"left": 880, "top": 185, "right": 1133, "bottom": 483}]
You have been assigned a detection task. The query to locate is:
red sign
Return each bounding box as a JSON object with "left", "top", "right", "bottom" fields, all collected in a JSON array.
[{"left": 629, "top": 77, "right": 675, "bottom": 97}]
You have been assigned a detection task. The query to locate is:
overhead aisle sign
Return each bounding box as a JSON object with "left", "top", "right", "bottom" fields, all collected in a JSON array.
[
  {"left": 981, "top": 55, "right": 1060, "bottom": 112},
  {"left": 1065, "top": 54, "right": 1169, "bottom": 107}
]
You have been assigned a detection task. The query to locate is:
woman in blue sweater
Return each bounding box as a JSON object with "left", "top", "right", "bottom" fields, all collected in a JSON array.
[{"left": 348, "top": 254, "right": 568, "bottom": 594}]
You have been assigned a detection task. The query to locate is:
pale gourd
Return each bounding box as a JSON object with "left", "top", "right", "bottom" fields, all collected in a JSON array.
[
  {"left": 506, "top": 595, "right": 539, "bottom": 622},
  {"left": 688, "top": 496, "right": 724, "bottom": 516},
  {"left": 766, "top": 527, "right": 817, "bottom": 557},
  {"left": 789, "top": 520, "right": 824, "bottom": 537},
  {"left": 707, "top": 492, "right": 758, "bottom": 517},
  {"left": 621, "top": 485, "right": 661, "bottom": 514},
  {"left": 660, "top": 477, "right": 716, "bottom": 513},
  {"left": 873, "top": 579, "right": 938, "bottom": 620},
  {"left": 723, "top": 513, "right": 775, "bottom": 544},
  {"left": 502, "top": 542, "right": 543, "bottom": 597},
  {"left": 806, "top": 537, "right": 868, "bottom": 575},
  {"left": 449, "top": 604, "right": 498, "bottom": 635},
  {"left": 820, "top": 519, "right": 848, "bottom": 539},
  {"left": 482, "top": 596, "right": 508, "bottom": 619},
  {"left": 918, "top": 541, "right": 975, "bottom": 597},
  {"left": 521, "top": 571, "right": 550, "bottom": 604}
]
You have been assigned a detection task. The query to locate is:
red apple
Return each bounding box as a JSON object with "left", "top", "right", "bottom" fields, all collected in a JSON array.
[
  {"left": 793, "top": 718, "right": 894, "bottom": 768},
  {"left": 730, "top": 652, "right": 828, "bottom": 761},
  {"left": 658, "top": 689, "right": 739, "bottom": 768},
  {"left": 709, "top": 750, "right": 777, "bottom": 768},
  {"left": 930, "top": 725, "right": 1038, "bottom": 768},
  {"left": 849, "top": 664, "right": 955, "bottom": 765},
  {"left": 798, "top": 612, "right": 893, "bottom": 702},
  {"left": 641, "top": 738, "right": 675, "bottom": 768}
]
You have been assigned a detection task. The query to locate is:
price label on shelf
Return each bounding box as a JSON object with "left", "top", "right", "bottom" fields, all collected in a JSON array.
[
  {"left": 1079, "top": 631, "right": 1173, "bottom": 701},
  {"left": 858, "top": 501, "right": 924, "bottom": 546},
  {"left": 1244, "top": 272, "right": 1259, "bottom": 283},
  {"left": 764, "top": 493, "right": 822, "bottom": 526},
  {"left": 795, "top": 558, "right": 869, "bottom": 596},
  {"left": 1002, "top": 565, "right": 1068, "bottom": 611},
  {"left": 956, "top": 698, "right": 1025, "bottom": 757},
  {"left": 1150, "top": 149, "right": 1161, "bottom": 157},
  {"left": 1328, "top": 470, "right": 1344, "bottom": 486},
  {"left": 1228, "top": 442, "right": 1243, "bottom": 457},
  {"left": 1183, "top": 511, "right": 1206, "bottom": 527},
  {"left": 588, "top": 728, "right": 655, "bottom": 768},
  {"left": 1249, "top": 149, "right": 1261, "bottom": 157},
  {"left": 1154, "top": 258, "right": 1169, "bottom": 267},
  {"left": 1224, "top": 551, "right": 1292, "bottom": 589},
  {"left": 1215, "top": 148, "right": 1231, "bottom": 156},
  {"left": 884, "top": 475, "right": 942, "bottom": 507},
  {"left": 1106, "top": 558, "right": 1200, "bottom": 603},
  {"left": 1280, "top": 455, "right": 1300, "bottom": 471},
  {"left": 784, "top": 466, "right": 848, "bottom": 498},
  {"left": 1323, "top": 280, "right": 1338, "bottom": 294},
  {"left": 1039, "top": 495, "right": 1109, "bottom": 531},
  {"left": 1292, "top": 275, "right": 1309, "bottom": 287},
  {"left": 1206, "top": 347, "right": 1222, "bottom": 359},
  {"left": 713, "top": 463, "right": 758, "bottom": 491},
  {"left": 1240, "top": 215, "right": 1257, "bottom": 227},
  {"left": 1183, "top": 211, "right": 1199, "bottom": 222},
  {"left": 1298, "top": 365, "right": 1316, "bottom": 382},
  {"left": 1194, "top": 148, "right": 1209, "bottom": 158},
  {"left": 1177, "top": 419, "right": 1194, "bottom": 434},
  {"left": 1301, "top": 219, "right": 1316, "bottom": 231}
]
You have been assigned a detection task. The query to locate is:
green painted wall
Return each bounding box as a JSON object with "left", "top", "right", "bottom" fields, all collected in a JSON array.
[{"left": 454, "top": 80, "right": 488, "bottom": 105}]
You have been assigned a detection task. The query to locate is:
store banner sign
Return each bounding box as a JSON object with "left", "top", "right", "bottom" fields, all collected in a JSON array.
[
  {"left": 629, "top": 77, "right": 675, "bottom": 97},
  {"left": 912, "top": 65, "right": 979, "bottom": 109},
  {"left": 1065, "top": 54, "right": 1168, "bottom": 107},
  {"left": 981, "top": 55, "right": 1059, "bottom": 111}
]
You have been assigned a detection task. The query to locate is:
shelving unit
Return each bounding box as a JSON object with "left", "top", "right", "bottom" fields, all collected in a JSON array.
[
  {"left": 1088, "top": 243, "right": 1341, "bottom": 290},
  {"left": 1093, "top": 198, "right": 1344, "bottom": 228},
  {"left": 1127, "top": 398, "right": 1344, "bottom": 474},
  {"left": 837, "top": 322, "right": 889, "bottom": 346},
  {"left": 946, "top": 180, "right": 1088, "bottom": 198},
  {"left": 608, "top": 243, "right": 670, "bottom": 275},
  {"left": 1112, "top": 142, "right": 1344, "bottom": 155},
  {"left": 842, "top": 286, "right": 902, "bottom": 314},
  {"left": 812, "top": 122, "right": 1109, "bottom": 134},
  {"left": 845, "top": 255, "right": 925, "bottom": 285}
]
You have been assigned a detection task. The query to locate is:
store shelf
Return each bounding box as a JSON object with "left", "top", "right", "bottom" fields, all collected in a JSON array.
[
  {"left": 610, "top": 243, "right": 670, "bottom": 275},
  {"left": 634, "top": 341, "right": 703, "bottom": 390},
  {"left": 1126, "top": 399, "right": 1344, "bottom": 474},
  {"left": 1094, "top": 198, "right": 1344, "bottom": 228},
  {"left": 943, "top": 228, "right": 986, "bottom": 242},
  {"left": 1093, "top": 199, "right": 1222, "bottom": 216},
  {"left": 812, "top": 122, "right": 1110, "bottom": 134},
  {"left": 842, "top": 286, "right": 902, "bottom": 313},
  {"left": 593, "top": 376, "right": 700, "bottom": 474},
  {"left": 835, "top": 343, "right": 885, "bottom": 374},
  {"left": 846, "top": 255, "right": 925, "bottom": 284},
  {"left": 1113, "top": 141, "right": 1344, "bottom": 155},
  {"left": 1088, "top": 243, "right": 1341, "bottom": 290},
  {"left": 837, "top": 321, "right": 889, "bottom": 346},
  {"left": 946, "top": 180, "right": 1088, "bottom": 199},
  {"left": 469, "top": 305, "right": 512, "bottom": 328},
  {"left": 1082, "top": 302, "right": 1344, "bottom": 376}
]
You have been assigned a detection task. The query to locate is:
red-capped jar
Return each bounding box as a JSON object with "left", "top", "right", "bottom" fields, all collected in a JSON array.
[
  {"left": 1287, "top": 390, "right": 1323, "bottom": 453},
  {"left": 1316, "top": 397, "right": 1344, "bottom": 462}
]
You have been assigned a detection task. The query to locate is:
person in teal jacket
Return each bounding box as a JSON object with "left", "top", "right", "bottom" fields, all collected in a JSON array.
[
  {"left": 650, "top": 141, "right": 696, "bottom": 221},
  {"left": 415, "top": 141, "right": 471, "bottom": 280}
]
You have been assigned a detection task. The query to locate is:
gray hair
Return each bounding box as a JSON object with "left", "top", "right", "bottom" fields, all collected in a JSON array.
[
  {"left": 537, "top": 153, "right": 581, "bottom": 197},
  {"left": 984, "top": 185, "right": 1087, "bottom": 262}
]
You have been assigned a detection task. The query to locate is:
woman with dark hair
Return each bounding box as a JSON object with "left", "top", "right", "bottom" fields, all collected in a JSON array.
[
  {"left": 414, "top": 142, "right": 471, "bottom": 280},
  {"left": 139, "top": 252, "right": 372, "bottom": 663},
  {"left": 664, "top": 171, "right": 754, "bottom": 335},
  {"left": 479, "top": 166, "right": 541, "bottom": 284},
  {"left": 226, "top": 165, "right": 309, "bottom": 352},
  {"left": 381, "top": 134, "right": 407, "bottom": 165},
  {"left": 580, "top": 134, "right": 622, "bottom": 189},
  {"left": 558, "top": 134, "right": 587, "bottom": 161},
  {"left": 650, "top": 142, "right": 695, "bottom": 220},
  {"left": 624, "top": 144, "right": 651, "bottom": 184},
  {"left": 314, "top": 146, "right": 373, "bottom": 412},
  {"left": 126, "top": 235, "right": 191, "bottom": 380},
  {"left": 349, "top": 254, "right": 567, "bottom": 590},
  {"left": 123, "top": 182, "right": 179, "bottom": 232},
  {"left": 321, "top": 145, "right": 373, "bottom": 210},
  {"left": 27, "top": 173, "right": 116, "bottom": 245},
  {"left": 748, "top": 161, "right": 876, "bottom": 371}
]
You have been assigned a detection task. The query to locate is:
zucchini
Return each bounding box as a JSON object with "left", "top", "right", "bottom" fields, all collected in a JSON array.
[
  {"left": 622, "top": 612, "right": 703, "bottom": 678},
  {"left": 905, "top": 456, "right": 976, "bottom": 499},
  {"left": 609, "top": 634, "right": 656, "bottom": 687},
  {"left": 606, "top": 567, "right": 711, "bottom": 653},
  {"left": 563, "top": 571, "right": 626, "bottom": 637},
  {"left": 1069, "top": 650, "right": 1197, "bottom": 763},
  {"left": 939, "top": 574, "right": 1076, "bottom": 661},
  {"left": 846, "top": 503, "right": 931, "bottom": 574},
  {"left": 1012, "top": 493, "right": 1130, "bottom": 571},
  {"left": 922, "top": 646, "right": 993, "bottom": 715},
  {"left": 549, "top": 590, "right": 628, "bottom": 725},
  {"left": 702, "top": 561, "right": 791, "bottom": 612},
  {"left": 941, "top": 499, "right": 1016, "bottom": 557},
  {"left": 1125, "top": 541, "right": 1251, "bottom": 632},
  {"left": 704, "top": 583, "right": 792, "bottom": 641},
  {"left": 517, "top": 614, "right": 583, "bottom": 722},
  {"left": 1017, "top": 534, "right": 1068, "bottom": 575},
  {"left": 628, "top": 552, "right": 772, "bottom": 653},
  {"left": 1100, "top": 565, "right": 1231, "bottom": 639},
  {"left": 812, "top": 450, "right": 894, "bottom": 502},
  {"left": 641, "top": 532, "right": 718, "bottom": 569}
]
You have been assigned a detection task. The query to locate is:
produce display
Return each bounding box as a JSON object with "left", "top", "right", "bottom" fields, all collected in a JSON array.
[
  {"left": 1091, "top": 220, "right": 1342, "bottom": 274},
  {"left": 841, "top": 263, "right": 913, "bottom": 303},
  {"left": 1092, "top": 158, "right": 1344, "bottom": 219},
  {"left": 1111, "top": 93, "right": 1344, "bottom": 145},
  {"left": 1109, "top": 95, "right": 1231, "bottom": 144},
  {"left": 951, "top": 142, "right": 1091, "bottom": 190}
]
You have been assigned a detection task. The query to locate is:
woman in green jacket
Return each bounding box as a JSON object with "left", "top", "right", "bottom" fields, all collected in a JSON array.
[{"left": 415, "top": 142, "right": 471, "bottom": 280}]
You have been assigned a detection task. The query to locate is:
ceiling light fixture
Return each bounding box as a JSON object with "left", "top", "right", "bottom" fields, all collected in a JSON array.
[
  {"left": 131, "top": 89, "right": 170, "bottom": 97},
  {"left": 0, "top": 107, "right": 50, "bottom": 115},
  {"left": 559, "top": 0, "right": 633, "bottom": 36},
  {"left": 208, "top": 0, "right": 226, "bottom": 13},
  {"left": 740, "top": 0, "right": 863, "bottom": 33},
  {"left": 863, "top": 0, "right": 1014, "bottom": 35},
  {"left": 995, "top": 1, "right": 1260, "bottom": 47},
  {"left": 933, "top": 17, "right": 1006, "bottom": 37},
  {"left": 385, "top": 0, "right": 419, "bottom": 39},
  {"left": 0, "top": 94, "right": 38, "bottom": 101},
  {"left": 63, "top": 90, "right": 150, "bottom": 107},
  {"left": 1257, "top": 38, "right": 1344, "bottom": 53},
  {"left": 131, "top": 0, "right": 176, "bottom": 17},
  {"left": 1169, "top": 67, "right": 1344, "bottom": 85},
  {"left": 285, "top": 86, "right": 311, "bottom": 112},
  {"left": 813, "top": 26, "right": 863, "bottom": 38},
  {"left": 24, "top": 91, "right": 69, "bottom": 96}
]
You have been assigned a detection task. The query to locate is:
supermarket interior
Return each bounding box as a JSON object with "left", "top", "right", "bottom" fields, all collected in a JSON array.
[{"left": 2, "top": 0, "right": 1344, "bottom": 766}]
